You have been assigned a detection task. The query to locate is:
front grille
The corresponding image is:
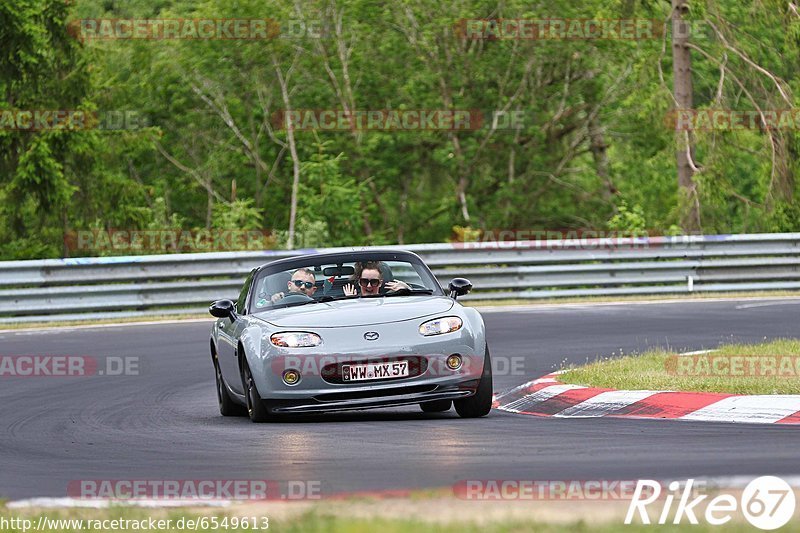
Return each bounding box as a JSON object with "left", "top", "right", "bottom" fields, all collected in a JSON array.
[
  {"left": 320, "top": 355, "right": 428, "bottom": 385},
  {"left": 313, "top": 384, "right": 437, "bottom": 402}
]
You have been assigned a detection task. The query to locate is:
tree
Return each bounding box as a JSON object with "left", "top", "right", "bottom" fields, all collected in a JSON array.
[
  {"left": 671, "top": 0, "right": 701, "bottom": 231},
  {"left": 0, "top": 0, "right": 94, "bottom": 258}
]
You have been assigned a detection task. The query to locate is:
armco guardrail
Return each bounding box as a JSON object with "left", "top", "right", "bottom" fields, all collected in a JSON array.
[{"left": 1, "top": 233, "right": 799, "bottom": 322}]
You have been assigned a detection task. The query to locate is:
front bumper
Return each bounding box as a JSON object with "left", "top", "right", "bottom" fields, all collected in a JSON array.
[
  {"left": 267, "top": 382, "right": 478, "bottom": 413},
  {"left": 249, "top": 317, "right": 484, "bottom": 402}
]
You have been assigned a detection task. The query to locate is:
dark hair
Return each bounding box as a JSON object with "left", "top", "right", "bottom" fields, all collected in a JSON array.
[{"left": 352, "top": 261, "right": 384, "bottom": 281}]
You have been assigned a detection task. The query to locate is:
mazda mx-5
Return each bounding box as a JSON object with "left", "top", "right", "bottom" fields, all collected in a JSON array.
[{"left": 208, "top": 250, "right": 491, "bottom": 422}]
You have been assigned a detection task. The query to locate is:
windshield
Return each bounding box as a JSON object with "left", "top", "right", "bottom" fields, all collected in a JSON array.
[{"left": 250, "top": 258, "right": 442, "bottom": 311}]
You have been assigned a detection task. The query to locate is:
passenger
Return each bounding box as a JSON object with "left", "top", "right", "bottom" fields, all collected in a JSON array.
[
  {"left": 271, "top": 268, "right": 317, "bottom": 302},
  {"left": 343, "top": 261, "right": 409, "bottom": 297}
]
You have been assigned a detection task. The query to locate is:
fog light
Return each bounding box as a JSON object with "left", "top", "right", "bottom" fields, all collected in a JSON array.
[
  {"left": 283, "top": 369, "right": 301, "bottom": 385},
  {"left": 446, "top": 354, "right": 462, "bottom": 370}
]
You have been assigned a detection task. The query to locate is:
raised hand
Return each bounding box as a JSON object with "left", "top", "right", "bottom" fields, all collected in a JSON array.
[
  {"left": 384, "top": 280, "right": 410, "bottom": 292},
  {"left": 343, "top": 283, "right": 357, "bottom": 296}
]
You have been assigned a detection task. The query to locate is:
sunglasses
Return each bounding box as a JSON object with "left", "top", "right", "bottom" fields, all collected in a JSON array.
[
  {"left": 359, "top": 278, "right": 381, "bottom": 288},
  {"left": 291, "top": 280, "right": 315, "bottom": 289}
]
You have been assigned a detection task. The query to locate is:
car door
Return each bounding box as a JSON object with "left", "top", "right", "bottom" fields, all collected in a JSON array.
[{"left": 217, "top": 270, "right": 254, "bottom": 395}]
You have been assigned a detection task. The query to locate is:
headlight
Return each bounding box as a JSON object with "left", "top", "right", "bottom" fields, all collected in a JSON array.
[
  {"left": 419, "top": 316, "right": 463, "bottom": 336},
  {"left": 270, "top": 332, "right": 322, "bottom": 347}
]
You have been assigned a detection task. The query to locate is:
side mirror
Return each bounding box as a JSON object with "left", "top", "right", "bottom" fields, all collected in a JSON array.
[
  {"left": 448, "top": 278, "right": 473, "bottom": 299},
  {"left": 209, "top": 299, "right": 236, "bottom": 319}
]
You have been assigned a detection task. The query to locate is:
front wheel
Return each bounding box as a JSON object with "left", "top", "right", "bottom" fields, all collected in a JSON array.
[
  {"left": 215, "top": 359, "right": 246, "bottom": 417},
  {"left": 241, "top": 357, "right": 274, "bottom": 423},
  {"left": 454, "top": 346, "right": 493, "bottom": 418}
]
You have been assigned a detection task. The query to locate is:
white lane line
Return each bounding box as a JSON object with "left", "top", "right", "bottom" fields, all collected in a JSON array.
[
  {"left": 498, "top": 384, "right": 586, "bottom": 413},
  {"left": 0, "top": 318, "right": 212, "bottom": 335},
  {"left": 681, "top": 396, "right": 800, "bottom": 424},
  {"left": 492, "top": 380, "right": 539, "bottom": 399},
  {"left": 6, "top": 497, "right": 231, "bottom": 509},
  {"left": 7, "top": 330, "right": 69, "bottom": 337},
  {"left": 554, "top": 390, "right": 660, "bottom": 418},
  {"left": 493, "top": 372, "right": 565, "bottom": 401},
  {"left": 680, "top": 349, "right": 715, "bottom": 356},
  {"left": 677, "top": 476, "right": 800, "bottom": 489},
  {"left": 475, "top": 296, "right": 800, "bottom": 314},
  {"left": 736, "top": 300, "right": 800, "bottom": 310}
]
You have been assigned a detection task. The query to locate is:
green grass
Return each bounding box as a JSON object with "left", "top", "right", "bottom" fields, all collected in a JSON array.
[
  {"left": 560, "top": 339, "right": 800, "bottom": 394},
  {"left": 276, "top": 512, "right": 800, "bottom": 532},
  {"left": 1, "top": 507, "right": 796, "bottom": 533}
]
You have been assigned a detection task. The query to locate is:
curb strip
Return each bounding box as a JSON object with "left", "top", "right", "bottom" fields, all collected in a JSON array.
[{"left": 493, "top": 373, "right": 800, "bottom": 425}]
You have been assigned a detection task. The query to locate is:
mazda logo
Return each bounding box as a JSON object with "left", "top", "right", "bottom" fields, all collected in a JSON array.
[{"left": 364, "top": 331, "right": 379, "bottom": 341}]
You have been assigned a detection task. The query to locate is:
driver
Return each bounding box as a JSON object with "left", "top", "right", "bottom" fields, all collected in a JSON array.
[
  {"left": 343, "top": 261, "right": 409, "bottom": 297},
  {"left": 271, "top": 268, "right": 317, "bottom": 303}
]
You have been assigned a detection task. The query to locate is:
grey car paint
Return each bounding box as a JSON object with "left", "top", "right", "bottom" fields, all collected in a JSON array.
[{"left": 210, "top": 254, "right": 487, "bottom": 414}]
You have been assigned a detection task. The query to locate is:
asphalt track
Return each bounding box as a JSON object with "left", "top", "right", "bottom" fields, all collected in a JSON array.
[{"left": 1, "top": 298, "right": 799, "bottom": 500}]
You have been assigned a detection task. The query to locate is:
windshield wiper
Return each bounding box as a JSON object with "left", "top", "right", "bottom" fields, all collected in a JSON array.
[
  {"left": 318, "top": 289, "right": 434, "bottom": 302},
  {"left": 269, "top": 299, "right": 320, "bottom": 309},
  {"left": 384, "top": 288, "right": 434, "bottom": 297},
  {"left": 318, "top": 295, "right": 357, "bottom": 302}
]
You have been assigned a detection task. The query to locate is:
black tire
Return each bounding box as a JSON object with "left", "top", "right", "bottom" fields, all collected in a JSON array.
[
  {"left": 420, "top": 399, "right": 452, "bottom": 413},
  {"left": 214, "top": 359, "right": 246, "bottom": 417},
  {"left": 241, "top": 357, "right": 274, "bottom": 423},
  {"left": 454, "top": 346, "right": 493, "bottom": 418}
]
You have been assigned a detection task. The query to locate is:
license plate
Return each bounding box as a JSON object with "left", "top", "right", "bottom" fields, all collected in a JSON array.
[{"left": 342, "top": 361, "right": 409, "bottom": 382}]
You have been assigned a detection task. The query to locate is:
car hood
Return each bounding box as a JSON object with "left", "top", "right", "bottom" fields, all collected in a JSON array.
[{"left": 253, "top": 296, "right": 456, "bottom": 328}]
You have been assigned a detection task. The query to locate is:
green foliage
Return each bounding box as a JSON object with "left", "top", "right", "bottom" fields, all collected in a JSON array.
[
  {"left": 607, "top": 201, "right": 647, "bottom": 235},
  {"left": 767, "top": 202, "right": 800, "bottom": 232},
  {"left": 211, "top": 199, "right": 262, "bottom": 231},
  {"left": 2, "top": 0, "right": 799, "bottom": 258},
  {"left": 274, "top": 220, "right": 330, "bottom": 250},
  {"left": 297, "top": 143, "right": 365, "bottom": 247},
  {"left": 143, "top": 197, "right": 185, "bottom": 231}
]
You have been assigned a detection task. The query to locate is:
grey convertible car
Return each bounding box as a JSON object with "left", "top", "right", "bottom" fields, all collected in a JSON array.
[{"left": 208, "top": 250, "right": 491, "bottom": 422}]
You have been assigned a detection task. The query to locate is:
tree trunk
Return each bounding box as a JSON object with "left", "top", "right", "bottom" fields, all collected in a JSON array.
[
  {"left": 61, "top": 208, "right": 69, "bottom": 258},
  {"left": 588, "top": 117, "right": 615, "bottom": 202},
  {"left": 206, "top": 188, "right": 213, "bottom": 229},
  {"left": 285, "top": 115, "right": 301, "bottom": 250},
  {"left": 274, "top": 59, "right": 301, "bottom": 250},
  {"left": 672, "top": 0, "right": 701, "bottom": 232},
  {"left": 771, "top": 134, "right": 795, "bottom": 205}
]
